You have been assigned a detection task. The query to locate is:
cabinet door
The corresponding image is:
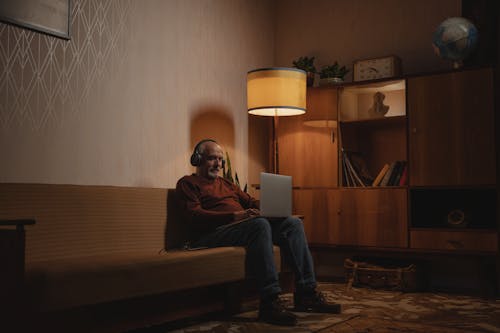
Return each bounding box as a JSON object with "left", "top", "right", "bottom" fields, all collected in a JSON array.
[
  {"left": 278, "top": 88, "right": 338, "bottom": 187},
  {"left": 293, "top": 189, "right": 340, "bottom": 245},
  {"left": 293, "top": 188, "right": 407, "bottom": 248},
  {"left": 407, "top": 68, "right": 496, "bottom": 186},
  {"left": 336, "top": 189, "right": 408, "bottom": 247}
]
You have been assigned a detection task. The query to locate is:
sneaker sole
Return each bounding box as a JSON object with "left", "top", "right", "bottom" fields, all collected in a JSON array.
[{"left": 293, "top": 305, "right": 341, "bottom": 314}]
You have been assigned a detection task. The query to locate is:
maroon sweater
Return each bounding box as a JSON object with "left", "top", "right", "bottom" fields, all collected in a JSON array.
[{"left": 176, "top": 174, "right": 259, "bottom": 240}]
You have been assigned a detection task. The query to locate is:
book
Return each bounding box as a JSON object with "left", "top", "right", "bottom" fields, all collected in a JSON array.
[
  {"left": 392, "top": 161, "right": 407, "bottom": 186},
  {"left": 341, "top": 152, "right": 352, "bottom": 187},
  {"left": 372, "top": 163, "right": 390, "bottom": 186},
  {"left": 387, "top": 161, "right": 402, "bottom": 186},
  {"left": 398, "top": 163, "right": 408, "bottom": 186},
  {"left": 344, "top": 152, "right": 366, "bottom": 187},
  {"left": 379, "top": 161, "right": 396, "bottom": 186},
  {"left": 344, "top": 150, "right": 373, "bottom": 185},
  {"left": 344, "top": 152, "right": 361, "bottom": 186}
]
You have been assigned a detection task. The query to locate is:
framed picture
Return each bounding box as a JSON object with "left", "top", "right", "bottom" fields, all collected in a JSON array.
[{"left": 0, "top": 0, "right": 70, "bottom": 40}]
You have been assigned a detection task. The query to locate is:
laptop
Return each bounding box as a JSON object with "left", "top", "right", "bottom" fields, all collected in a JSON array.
[
  {"left": 259, "top": 172, "right": 292, "bottom": 218},
  {"left": 215, "top": 172, "right": 293, "bottom": 230}
]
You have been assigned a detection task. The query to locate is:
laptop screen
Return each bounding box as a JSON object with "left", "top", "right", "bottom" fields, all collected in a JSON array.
[{"left": 259, "top": 172, "right": 292, "bottom": 217}]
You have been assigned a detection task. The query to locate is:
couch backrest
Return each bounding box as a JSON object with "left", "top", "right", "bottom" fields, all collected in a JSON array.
[{"left": 0, "top": 183, "right": 168, "bottom": 264}]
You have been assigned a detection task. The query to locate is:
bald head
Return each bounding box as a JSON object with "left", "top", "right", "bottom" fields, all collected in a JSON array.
[{"left": 196, "top": 141, "right": 224, "bottom": 179}]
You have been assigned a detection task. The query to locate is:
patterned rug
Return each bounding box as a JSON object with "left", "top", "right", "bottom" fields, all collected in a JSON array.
[{"left": 130, "top": 283, "right": 500, "bottom": 333}]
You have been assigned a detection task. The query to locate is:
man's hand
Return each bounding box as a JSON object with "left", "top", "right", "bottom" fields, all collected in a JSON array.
[{"left": 233, "top": 208, "right": 260, "bottom": 221}]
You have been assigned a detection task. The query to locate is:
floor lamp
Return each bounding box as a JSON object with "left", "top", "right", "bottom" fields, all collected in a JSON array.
[{"left": 247, "top": 67, "right": 307, "bottom": 174}]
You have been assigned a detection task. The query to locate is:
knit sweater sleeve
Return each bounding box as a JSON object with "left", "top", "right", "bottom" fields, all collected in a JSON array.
[{"left": 175, "top": 176, "right": 235, "bottom": 231}]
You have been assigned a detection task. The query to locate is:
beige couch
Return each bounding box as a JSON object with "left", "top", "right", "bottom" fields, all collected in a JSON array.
[{"left": 0, "top": 183, "right": 283, "bottom": 332}]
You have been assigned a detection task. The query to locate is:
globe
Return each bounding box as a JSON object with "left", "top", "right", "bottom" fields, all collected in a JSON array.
[{"left": 432, "top": 17, "right": 478, "bottom": 68}]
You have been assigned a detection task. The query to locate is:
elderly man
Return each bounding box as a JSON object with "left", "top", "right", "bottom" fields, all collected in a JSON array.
[{"left": 176, "top": 139, "right": 341, "bottom": 326}]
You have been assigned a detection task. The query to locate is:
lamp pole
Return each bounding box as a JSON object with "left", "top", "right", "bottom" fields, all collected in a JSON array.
[{"left": 273, "top": 114, "right": 279, "bottom": 174}]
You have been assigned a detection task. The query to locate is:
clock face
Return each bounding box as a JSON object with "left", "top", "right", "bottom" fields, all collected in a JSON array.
[{"left": 354, "top": 56, "right": 400, "bottom": 82}]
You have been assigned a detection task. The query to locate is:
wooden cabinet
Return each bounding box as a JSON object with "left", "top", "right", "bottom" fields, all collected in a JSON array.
[
  {"left": 407, "top": 68, "right": 497, "bottom": 253},
  {"left": 407, "top": 68, "right": 496, "bottom": 186},
  {"left": 336, "top": 188, "right": 407, "bottom": 247},
  {"left": 279, "top": 68, "right": 497, "bottom": 253},
  {"left": 293, "top": 188, "right": 407, "bottom": 248},
  {"left": 293, "top": 189, "right": 339, "bottom": 245}
]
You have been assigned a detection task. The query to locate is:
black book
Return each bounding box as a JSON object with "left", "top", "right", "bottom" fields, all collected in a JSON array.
[
  {"left": 387, "top": 161, "right": 402, "bottom": 186},
  {"left": 392, "top": 161, "right": 406, "bottom": 186}
]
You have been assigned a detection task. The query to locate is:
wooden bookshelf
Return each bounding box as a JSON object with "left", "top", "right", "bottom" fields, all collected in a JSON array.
[{"left": 279, "top": 68, "right": 497, "bottom": 255}]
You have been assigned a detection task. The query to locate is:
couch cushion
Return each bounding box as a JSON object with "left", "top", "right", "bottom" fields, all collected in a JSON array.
[
  {"left": 27, "top": 246, "right": 283, "bottom": 311},
  {"left": 26, "top": 247, "right": 249, "bottom": 311}
]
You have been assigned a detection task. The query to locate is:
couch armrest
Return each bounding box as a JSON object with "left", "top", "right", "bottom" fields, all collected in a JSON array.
[
  {"left": 0, "top": 219, "right": 35, "bottom": 316},
  {"left": 0, "top": 219, "right": 36, "bottom": 231}
]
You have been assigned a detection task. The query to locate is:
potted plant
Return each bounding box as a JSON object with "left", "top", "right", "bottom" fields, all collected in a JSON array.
[
  {"left": 319, "top": 62, "right": 350, "bottom": 85},
  {"left": 292, "top": 56, "right": 316, "bottom": 87}
]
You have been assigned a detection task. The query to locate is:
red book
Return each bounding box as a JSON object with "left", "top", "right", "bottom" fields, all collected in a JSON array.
[{"left": 398, "top": 164, "right": 408, "bottom": 186}]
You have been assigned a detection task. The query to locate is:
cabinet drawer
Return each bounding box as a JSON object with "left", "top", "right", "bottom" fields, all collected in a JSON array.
[{"left": 410, "top": 230, "right": 498, "bottom": 252}]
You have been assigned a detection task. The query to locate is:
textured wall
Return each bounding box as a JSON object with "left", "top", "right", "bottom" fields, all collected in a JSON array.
[
  {"left": 274, "top": 0, "right": 461, "bottom": 77},
  {"left": 0, "top": 0, "right": 274, "bottom": 188}
]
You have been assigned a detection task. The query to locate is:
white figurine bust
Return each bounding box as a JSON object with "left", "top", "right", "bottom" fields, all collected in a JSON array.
[{"left": 368, "top": 92, "right": 389, "bottom": 118}]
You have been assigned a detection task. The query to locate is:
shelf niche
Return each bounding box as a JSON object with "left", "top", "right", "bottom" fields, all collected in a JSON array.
[
  {"left": 339, "top": 80, "right": 405, "bottom": 121},
  {"left": 339, "top": 79, "right": 407, "bottom": 186}
]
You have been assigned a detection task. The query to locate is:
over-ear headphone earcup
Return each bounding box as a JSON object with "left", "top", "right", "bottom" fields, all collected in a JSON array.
[
  {"left": 190, "top": 152, "right": 202, "bottom": 166},
  {"left": 190, "top": 138, "right": 218, "bottom": 167}
]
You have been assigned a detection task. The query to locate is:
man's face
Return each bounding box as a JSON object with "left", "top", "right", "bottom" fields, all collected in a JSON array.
[{"left": 198, "top": 142, "right": 224, "bottom": 179}]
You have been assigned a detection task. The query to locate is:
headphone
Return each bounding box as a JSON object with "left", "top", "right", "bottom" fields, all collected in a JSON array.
[{"left": 190, "top": 139, "right": 225, "bottom": 168}]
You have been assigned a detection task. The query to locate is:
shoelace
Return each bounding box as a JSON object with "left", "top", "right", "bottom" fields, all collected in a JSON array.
[
  {"left": 272, "top": 297, "right": 291, "bottom": 312},
  {"left": 316, "top": 291, "right": 327, "bottom": 303},
  {"left": 306, "top": 291, "right": 327, "bottom": 305}
]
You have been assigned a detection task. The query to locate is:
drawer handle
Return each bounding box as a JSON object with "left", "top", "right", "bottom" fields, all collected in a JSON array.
[{"left": 447, "top": 240, "right": 464, "bottom": 249}]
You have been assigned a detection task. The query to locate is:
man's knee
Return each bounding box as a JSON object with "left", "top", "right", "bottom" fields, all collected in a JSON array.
[
  {"left": 251, "top": 217, "right": 272, "bottom": 234},
  {"left": 246, "top": 217, "right": 273, "bottom": 245},
  {"left": 284, "top": 216, "right": 304, "bottom": 231},
  {"left": 244, "top": 217, "right": 272, "bottom": 239}
]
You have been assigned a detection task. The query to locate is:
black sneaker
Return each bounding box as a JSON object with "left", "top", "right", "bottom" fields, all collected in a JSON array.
[
  {"left": 258, "top": 295, "right": 297, "bottom": 326},
  {"left": 294, "top": 290, "right": 341, "bottom": 314}
]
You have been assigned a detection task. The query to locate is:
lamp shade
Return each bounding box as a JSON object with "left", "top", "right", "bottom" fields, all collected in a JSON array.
[
  {"left": 247, "top": 68, "right": 306, "bottom": 116},
  {"left": 303, "top": 87, "right": 338, "bottom": 128}
]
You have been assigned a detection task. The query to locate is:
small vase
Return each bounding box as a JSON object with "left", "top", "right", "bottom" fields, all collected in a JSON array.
[{"left": 319, "top": 77, "right": 344, "bottom": 86}]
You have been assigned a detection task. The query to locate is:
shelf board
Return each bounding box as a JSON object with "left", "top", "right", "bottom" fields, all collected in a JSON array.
[
  {"left": 341, "top": 79, "right": 405, "bottom": 94},
  {"left": 339, "top": 115, "right": 406, "bottom": 126},
  {"left": 341, "top": 186, "right": 407, "bottom": 189}
]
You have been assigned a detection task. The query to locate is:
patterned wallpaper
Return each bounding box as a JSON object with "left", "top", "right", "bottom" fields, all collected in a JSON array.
[
  {"left": 0, "top": 0, "right": 274, "bottom": 187},
  {"left": 0, "top": 0, "right": 133, "bottom": 130}
]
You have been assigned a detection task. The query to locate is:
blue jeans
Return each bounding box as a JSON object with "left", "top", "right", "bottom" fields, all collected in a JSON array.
[{"left": 192, "top": 216, "right": 317, "bottom": 299}]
